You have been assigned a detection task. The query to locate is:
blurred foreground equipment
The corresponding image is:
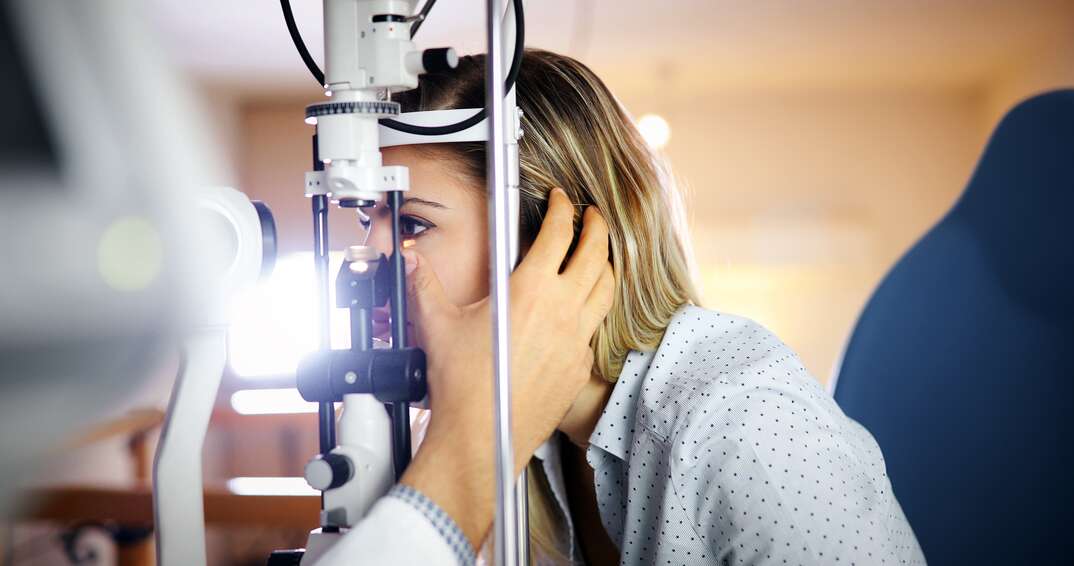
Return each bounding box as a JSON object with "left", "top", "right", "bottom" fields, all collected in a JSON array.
[{"left": 0, "top": 0, "right": 227, "bottom": 519}]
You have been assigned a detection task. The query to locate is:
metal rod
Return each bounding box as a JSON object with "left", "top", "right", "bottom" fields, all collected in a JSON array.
[
  {"left": 313, "top": 193, "right": 335, "bottom": 456},
  {"left": 501, "top": 1, "right": 529, "bottom": 560},
  {"left": 312, "top": 154, "right": 336, "bottom": 455},
  {"left": 516, "top": 468, "right": 530, "bottom": 564},
  {"left": 311, "top": 134, "right": 337, "bottom": 532},
  {"left": 350, "top": 307, "right": 372, "bottom": 352},
  {"left": 388, "top": 191, "right": 408, "bottom": 350},
  {"left": 387, "top": 190, "right": 412, "bottom": 479},
  {"left": 390, "top": 401, "right": 410, "bottom": 480},
  {"left": 486, "top": 0, "right": 518, "bottom": 563}
]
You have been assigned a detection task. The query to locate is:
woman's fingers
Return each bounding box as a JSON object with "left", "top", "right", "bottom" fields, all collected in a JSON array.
[
  {"left": 579, "top": 262, "right": 615, "bottom": 336},
  {"left": 563, "top": 206, "right": 610, "bottom": 293},
  {"left": 403, "top": 250, "right": 455, "bottom": 335},
  {"left": 521, "top": 188, "right": 575, "bottom": 274}
]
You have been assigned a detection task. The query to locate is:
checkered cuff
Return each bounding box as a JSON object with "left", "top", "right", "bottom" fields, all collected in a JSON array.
[{"left": 388, "top": 484, "right": 476, "bottom": 566}]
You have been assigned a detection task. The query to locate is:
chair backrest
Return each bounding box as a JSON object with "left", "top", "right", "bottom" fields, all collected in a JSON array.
[{"left": 833, "top": 90, "right": 1074, "bottom": 565}]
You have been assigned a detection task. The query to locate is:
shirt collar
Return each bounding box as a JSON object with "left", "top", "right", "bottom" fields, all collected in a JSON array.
[
  {"left": 529, "top": 347, "right": 660, "bottom": 563},
  {"left": 585, "top": 347, "right": 657, "bottom": 464}
]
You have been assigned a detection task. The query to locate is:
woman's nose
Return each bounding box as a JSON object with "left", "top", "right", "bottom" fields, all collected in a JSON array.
[{"left": 364, "top": 210, "right": 394, "bottom": 257}]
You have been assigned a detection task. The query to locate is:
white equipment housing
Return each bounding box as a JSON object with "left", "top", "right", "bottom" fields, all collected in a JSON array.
[
  {"left": 314, "top": 0, "right": 424, "bottom": 203},
  {"left": 154, "top": 187, "right": 272, "bottom": 566},
  {"left": 0, "top": 0, "right": 216, "bottom": 520}
]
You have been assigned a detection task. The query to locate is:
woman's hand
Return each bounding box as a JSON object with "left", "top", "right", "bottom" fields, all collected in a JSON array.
[{"left": 399, "top": 187, "right": 614, "bottom": 546}]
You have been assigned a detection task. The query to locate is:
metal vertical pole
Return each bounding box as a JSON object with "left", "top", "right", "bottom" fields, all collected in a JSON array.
[
  {"left": 516, "top": 469, "right": 530, "bottom": 564},
  {"left": 312, "top": 195, "right": 335, "bottom": 456},
  {"left": 311, "top": 134, "right": 337, "bottom": 532},
  {"left": 486, "top": 0, "right": 518, "bottom": 563},
  {"left": 387, "top": 190, "right": 412, "bottom": 479},
  {"left": 501, "top": 2, "right": 529, "bottom": 562}
]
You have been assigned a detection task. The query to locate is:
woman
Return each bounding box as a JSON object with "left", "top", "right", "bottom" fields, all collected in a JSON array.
[{"left": 362, "top": 49, "right": 924, "bottom": 565}]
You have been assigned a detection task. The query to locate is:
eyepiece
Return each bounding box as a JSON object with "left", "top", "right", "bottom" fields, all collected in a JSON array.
[{"left": 338, "top": 198, "right": 377, "bottom": 209}]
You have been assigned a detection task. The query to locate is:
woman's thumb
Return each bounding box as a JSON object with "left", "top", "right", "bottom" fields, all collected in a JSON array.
[{"left": 402, "top": 250, "right": 450, "bottom": 322}]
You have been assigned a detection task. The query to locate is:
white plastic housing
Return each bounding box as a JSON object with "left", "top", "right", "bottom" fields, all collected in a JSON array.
[
  {"left": 318, "top": 96, "right": 410, "bottom": 201},
  {"left": 320, "top": 393, "right": 393, "bottom": 528},
  {"left": 155, "top": 187, "right": 267, "bottom": 566},
  {"left": 324, "top": 0, "right": 420, "bottom": 92},
  {"left": 188, "top": 186, "right": 267, "bottom": 325},
  {"left": 317, "top": 0, "right": 422, "bottom": 203}
]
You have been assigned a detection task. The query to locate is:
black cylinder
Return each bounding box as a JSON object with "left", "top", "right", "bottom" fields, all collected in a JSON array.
[
  {"left": 296, "top": 348, "right": 426, "bottom": 404},
  {"left": 422, "top": 47, "right": 458, "bottom": 73}
]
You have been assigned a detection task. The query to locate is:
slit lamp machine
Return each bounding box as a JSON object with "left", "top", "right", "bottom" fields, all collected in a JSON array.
[{"left": 152, "top": 0, "right": 532, "bottom": 565}]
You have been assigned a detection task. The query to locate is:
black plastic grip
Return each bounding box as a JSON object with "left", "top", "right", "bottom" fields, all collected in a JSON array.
[
  {"left": 296, "top": 348, "right": 427, "bottom": 404},
  {"left": 422, "top": 47, "right": 458, "bottom": 73}
]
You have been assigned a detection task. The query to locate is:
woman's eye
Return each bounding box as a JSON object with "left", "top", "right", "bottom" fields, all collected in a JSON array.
[{"left": 400, "top": 215, "right": 433, "bottom": 237}]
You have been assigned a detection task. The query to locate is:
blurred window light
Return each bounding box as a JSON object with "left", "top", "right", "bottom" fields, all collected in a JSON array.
[
  {"left": 226, "top": 476, "right": 318, "bottom": 496},
  {"left": 230, "top": 388, "right": 318, "bottom": 415},
  {"left": 636, "top": 114, "right": 671, "bottom": 149},
  {"left": 228, "top": 252, "right": 350, "bottom": 378}
]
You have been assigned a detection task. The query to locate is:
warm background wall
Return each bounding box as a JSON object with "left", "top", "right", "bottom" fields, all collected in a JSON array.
[{"left": 197, "top": 0, "right": 1074, "bottom": 382}]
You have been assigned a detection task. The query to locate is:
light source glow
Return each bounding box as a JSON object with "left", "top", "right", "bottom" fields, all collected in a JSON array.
[
  {"left": 226, "top": 476, "right": 318, "bottom": 496},
  {"left": 636, "top": 114, "right": 671, "bottom": 149},
  {"left": 230, "top": 388, "right": 318, "bottom": 415},
  {"left": 228, "top": 252, "right": 351, "bottom": 377},
  {"left": 97, "top": 216, "right": 163, "bottom": 291}
]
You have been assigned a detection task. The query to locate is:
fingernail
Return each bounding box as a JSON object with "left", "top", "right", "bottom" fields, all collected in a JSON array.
[
  {"left": 552, "top": 187, "right": 566, "bottom": 197},
  {"left": 402, "top": 250, "right": 417, "bottom": 275}
]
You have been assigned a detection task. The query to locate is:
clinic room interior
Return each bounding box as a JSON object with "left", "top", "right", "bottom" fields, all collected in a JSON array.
[{"left": 2, "top": 0, "right": 1071, "bottom": 565}]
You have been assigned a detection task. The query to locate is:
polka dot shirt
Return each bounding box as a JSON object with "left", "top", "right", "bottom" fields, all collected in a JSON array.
[{"left": 542, "top": 305, "right": 925, "bottom": 565}]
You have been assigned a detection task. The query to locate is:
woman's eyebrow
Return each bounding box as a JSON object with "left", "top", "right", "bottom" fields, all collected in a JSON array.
[{"left": 402, "top": 196, "right": 450, "bottom": 210}]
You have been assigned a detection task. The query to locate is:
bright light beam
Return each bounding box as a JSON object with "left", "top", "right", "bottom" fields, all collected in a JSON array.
[
  {"left": 226, "top": 476, "right": 318, "bottom": 496},
  {"left": 229, "top": 388, "right": 318, "bottom": 415},
  {"left": 227, "top": 252, "right": 350, "bottom": 378}
]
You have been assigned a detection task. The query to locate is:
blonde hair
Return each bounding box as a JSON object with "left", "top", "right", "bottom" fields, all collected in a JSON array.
[{"left": 396, "top": 48, "right": 700, "bottom": 563}]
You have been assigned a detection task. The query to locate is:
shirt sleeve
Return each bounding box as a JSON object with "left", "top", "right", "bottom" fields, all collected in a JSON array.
[{"left": 313, "top": 484, "right": 477, "bottom": 566}]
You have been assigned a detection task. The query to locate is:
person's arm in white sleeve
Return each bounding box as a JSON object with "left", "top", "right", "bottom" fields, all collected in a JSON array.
[
  {"left": 309, "top": 411, "right": 496, "bottom": 566},
  {"left": 314, "top": 484, "right": 476, "bottom": 566}
]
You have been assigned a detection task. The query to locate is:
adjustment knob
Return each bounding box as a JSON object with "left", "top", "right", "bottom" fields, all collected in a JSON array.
[
  {"left": 406, "top": 48, "right": 458, "bottom": 75},
  {"left": 422, "top": 48, "right": 458, "bottom": 73},
  {"left": 305, "top": 453, "right": 353, "bottom": 491}
]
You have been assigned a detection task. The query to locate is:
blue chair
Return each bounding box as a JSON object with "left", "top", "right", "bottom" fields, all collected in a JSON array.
[{"left": 832, "top": 90, "right": 1074, "bottom": 565}]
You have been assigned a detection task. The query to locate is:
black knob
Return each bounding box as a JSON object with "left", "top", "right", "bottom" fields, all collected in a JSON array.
[
  {"left": 305, "top": 452, "right": 353, "bottom": 491},
  {"left": 422, "top": 48, "right": 458, "bottom": 73}
]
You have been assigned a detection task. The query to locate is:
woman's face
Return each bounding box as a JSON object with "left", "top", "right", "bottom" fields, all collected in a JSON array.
[{"left": 368, "top": 145, "right": 489, "bottom": 341}]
